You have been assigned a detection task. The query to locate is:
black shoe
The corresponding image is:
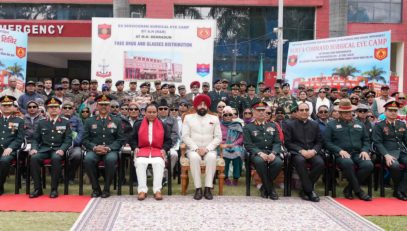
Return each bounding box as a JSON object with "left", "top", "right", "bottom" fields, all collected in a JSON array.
[
  {"left": 260, "top": 186, "right": 268, "bottom": 199},
  {"left": 269, "top": 188, "right": 279, "bottom": 200},
  {"left": 393, "top": 191, "right": 407, "bottom": 201},
  {"left": 204, "top": 187, "right": 213, "bottom": 200},
  {"left": 29, "top": 189, "right": 43, "bottom": 198},
  {"left": 307, "top": 191, "right": 320, "bottom": 202},
  {"left": 343, "top": 186, "right": 354, "bottom": 200},
  {"left": 50, "top": 190, "right": 58, "bottom": 198},
  {"left": 101, "top": 191, "right": 110, "bottom": 198},
  {"left": 193, "top": 188, "right": 203, "bottom": 200},
  {"left": 355, "top": 191, "right": 372, "bottom": 201},
  {"left": 91, "top": 190, "right": 101, "bottom": 198}
]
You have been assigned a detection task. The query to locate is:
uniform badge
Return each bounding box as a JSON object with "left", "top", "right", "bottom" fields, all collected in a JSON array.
[
  {"left": 399, "top": 128, "right": 406, "bottom": 132},
  {"left": 383, "top": 126, "right": 389, "bottom": 135},
  {"left": 336, "top": 124, "right": 342, "bottom": 129},
  {"left": 353, "top": 124, "right": 362, "bottom": 129},
  {"left": 92, "top": 124, "right": 97, "bottom": 129},
  {"left": 266, "top": 127, "right": 275, "bottom": 135},
  {"left": 252, "top": 131, "right": 259, "bottom": 137},
  {"left": 107, "top": 122, "right": 117, "bottom": 129}
]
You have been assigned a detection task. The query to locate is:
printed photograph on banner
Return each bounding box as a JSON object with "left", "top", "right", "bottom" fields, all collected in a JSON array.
[
  {"left": 124, "top": 51, "right": 183, "bottom": 82},
  {"left": 0, "top": 29, "right": 28, "bottom": 93},
  {"left": 285, "top": 31, "right": 391, "bottom": 93}
]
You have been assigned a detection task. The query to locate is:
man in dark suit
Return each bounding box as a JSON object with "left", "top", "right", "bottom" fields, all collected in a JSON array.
[
  {"left": 29, "top": 97, "right": 72, "bottom": 198},
  {"left": 0, "top": 96, "right": 24, "bottom": 195},
  {"left": 208, "top": 80, "right": 228, "bottom": 112},
  {"left": 83, "top": 95, "right": 125, "bottom": 198},
  {"left": 284, "top": 102, "right": 324, "bottom": 202}
]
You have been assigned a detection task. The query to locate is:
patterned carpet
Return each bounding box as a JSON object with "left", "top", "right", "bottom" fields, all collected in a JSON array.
[{"left": 71, "top": 196, "right": 383, "bottom": 231}]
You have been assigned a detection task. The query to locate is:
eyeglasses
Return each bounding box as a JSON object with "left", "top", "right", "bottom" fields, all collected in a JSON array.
[
  {"left": 223, "top": 113, "right": 233, "bottom": 117},
  {"left": 158, "top": 107, "right": 168, "bottom": 111},
  {"left": 28, "top": 106, "right": 38, "bottom": 109},
  {"left": 81, "top": 110, "right": 90, "bottom": 113},
  {"left": 63, "top": 107, "right": 73, "bottom": 110},
  {"left": 399, "top": 98, "right": 406, "bottom": 100},
  {"left": 299, "top": 109, "right": 310, "bottom": 112},
  {"left": 170, "top": 109, "right": 178, "bottom": 111},
  {"left": 318, "top": 110, "right": 329, "bottom": 114},
  {"left": 388, "top": 109, "right": 398, "bottom": 113},
  {"left": 366, "top": 115, "right": 374, "bottom": 119},
  {"left": 357, "top": 110, "right": 368, "bottom": 113}
]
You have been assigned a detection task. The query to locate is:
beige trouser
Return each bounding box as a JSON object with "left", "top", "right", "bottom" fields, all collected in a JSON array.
[{"left": 188, "top": 151, "right": 217, "bottom": 188}]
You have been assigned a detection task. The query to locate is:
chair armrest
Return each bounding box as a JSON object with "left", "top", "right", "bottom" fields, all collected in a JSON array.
[{"left": 219, "top": 144, "right": 225, "bottom": 158}]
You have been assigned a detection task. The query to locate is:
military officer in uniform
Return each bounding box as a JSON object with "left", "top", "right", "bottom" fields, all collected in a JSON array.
[
  {"left": 276, "top": 83, "right": 297, "bottom": 115},
  {"left": 208, "top": 79, "right": 228, "bottom": 112},
  {"left": 243, "top": 101, "right": 283, "bottom": 200},
  {"left": 243, "top": 84, "right": 260, "bottom": 110},
  {"left": 83, "top": 95, "right": 125, "bottom": 198},
  {"left": 372, "top": 101, "right": 407, "bottom": 200},
  {"left": 0, "top": 96, "right": 24, "bottom": 195},
  {"left": 111, "top": 80, "right": 129, "bottom": 103},
  {"left": 324, "top": 98, "right": 373, "bottom": 201},
  {"left": 134, "top": 82, "right": 152, "bottom": 109},
  {"left": 29, "top": 97, "right": 72, "bottom": 198},
  {"left": 227, "top": 83, "right": 244, "bottom": 117}
]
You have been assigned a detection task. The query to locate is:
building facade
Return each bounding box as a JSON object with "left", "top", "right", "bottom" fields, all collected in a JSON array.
[{"left": 0, "top": 0, "right": 405, "bottom": 90}]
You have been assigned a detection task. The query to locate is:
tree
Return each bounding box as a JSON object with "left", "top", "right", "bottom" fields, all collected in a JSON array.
[
  {"left": 174, "top": 6, "right": 202, "bottom": 19},
  {"left": 113, "top": 0, "right": 129, "bottom": 18},
  {"left": 6, "top": 63, "right": 24, "bottom": 78},
  {"left": 332, "top": 65, "right": 360, "bottom": 78},
  {"left": 208, "top": 7, "right": 250, "bottom": 41},
  {"left": 362, "top": 66, "right": 387, "bottom": 83}
]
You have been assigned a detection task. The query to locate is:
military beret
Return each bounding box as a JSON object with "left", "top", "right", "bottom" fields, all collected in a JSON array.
[
  {"left": 115, "top": 80, "right": 124, "bottom": 86},
  {"left": 161, "top": 83, "right": 169, "bottom": 89}
]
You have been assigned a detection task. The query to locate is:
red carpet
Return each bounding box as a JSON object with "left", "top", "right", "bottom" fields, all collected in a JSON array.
[
  {"left": 336, "top": 198, "right": 407, "bottom": 216},
  {"left": 0, "top": 195, "right": 91, "bottom": 212}
]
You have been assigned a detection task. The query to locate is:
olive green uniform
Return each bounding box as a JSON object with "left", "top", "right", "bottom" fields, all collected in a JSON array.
[
  {"left": 324, "top": 119, "right": 373, "bottom": 193},
  {"left": 372, "top": 120, "right": 407, "bottom": 193},
  {"left": 31, "top": 117, "right": 72, "bottom": 191},
  {"left": 243, "top": 121, "right": 283, "bottom": 195},
  {"left": 83, "top": 115, "right": 124, "bottom": 193},
  {"left": 0, "top": 116, "right": 24, "bottom": 191}
]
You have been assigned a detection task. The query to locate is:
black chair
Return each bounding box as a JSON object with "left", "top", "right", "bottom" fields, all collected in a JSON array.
[
  {"left": 245, "top": 146, "right": 290, "bottom": 197},
  {"left": 78, "top": 149, "right": 121, "bottom": 195},
  {"left": 9, "top": 139, "right": 27, "bottom": 194}
]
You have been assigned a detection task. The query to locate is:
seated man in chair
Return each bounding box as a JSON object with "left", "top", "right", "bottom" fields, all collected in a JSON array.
[
  {"left": 182, "top": 94, "right": 222, "bottom": 200},
  {"left": 324, "top": 98, "right": 373, "bottom": 201},
  {"left": 243, "top": 101, "right": 283, "bottom": 200},
  {"left": 29, "top": 97, "right": 72, "bottom": 198},
  {"left": 0, "top": 96, "right": 24, "bottom": 195},
  {"left": 372, "top": 101, "right": 407, "bottom": 201}
]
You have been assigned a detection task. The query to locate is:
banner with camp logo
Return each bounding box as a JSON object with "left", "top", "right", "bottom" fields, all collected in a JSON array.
[
  {"left": 92, "top": 18, "right": 216, "bottom": 89},
  {"left": 285, "top": 31, "right": 391, "bottom": 91},
  {"left": 0, "top": 28, "right": 28, "bottom": 93}
]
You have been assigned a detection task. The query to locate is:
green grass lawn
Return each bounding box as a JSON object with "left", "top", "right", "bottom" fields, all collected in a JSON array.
[{"left": 0, "top": 172, "right": 406, "bottom": 230}]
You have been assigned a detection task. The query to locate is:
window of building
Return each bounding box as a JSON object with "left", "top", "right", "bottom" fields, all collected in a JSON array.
[
  {"left": 0, "top": 4, "right": 145, "bottom": 20},
  {"left": 348, "top": 0, "right": 402, "bottom": 23},
  {"left": 174, "top": 6, "right": 315, "bottom": 84}
]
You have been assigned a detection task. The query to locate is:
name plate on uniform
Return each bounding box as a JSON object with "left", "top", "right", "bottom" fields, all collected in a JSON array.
[{"left": 353, "top": 124, "right": 362, "bottom": 129}]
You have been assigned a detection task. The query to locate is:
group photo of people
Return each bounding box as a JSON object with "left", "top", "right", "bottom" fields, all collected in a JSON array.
[{"left": 0, "top": 76, "right": 406, "bottom": 203}]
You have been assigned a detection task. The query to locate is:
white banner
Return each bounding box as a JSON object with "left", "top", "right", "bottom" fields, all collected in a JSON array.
[{"left": 92, "top": 18, "right": 216, "bottom": 89}]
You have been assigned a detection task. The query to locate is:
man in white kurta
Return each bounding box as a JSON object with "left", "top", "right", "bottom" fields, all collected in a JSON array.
[{"left": 182, "top": 94, "right": 222, "bottom": 200}]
